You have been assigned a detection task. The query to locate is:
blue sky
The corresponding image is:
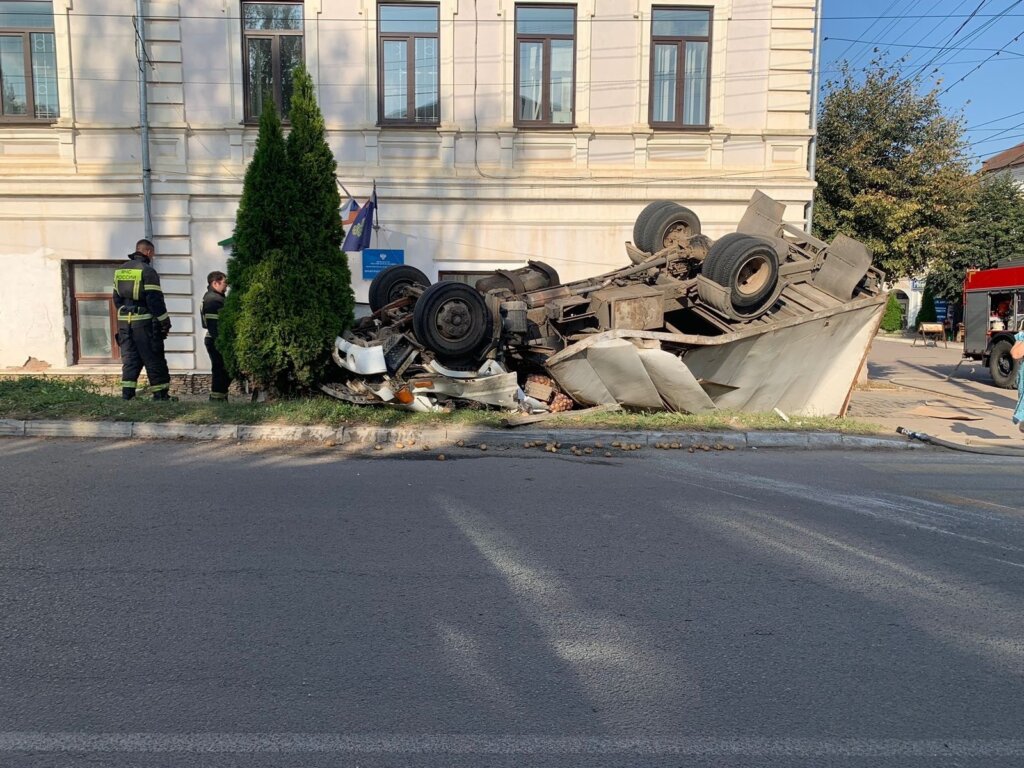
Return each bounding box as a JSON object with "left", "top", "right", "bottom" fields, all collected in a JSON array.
[{"left": 821, "top": 0, "right": 1024, "bottom": 167}]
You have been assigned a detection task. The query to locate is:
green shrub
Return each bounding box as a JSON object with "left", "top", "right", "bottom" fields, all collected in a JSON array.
[
  {"left": 916, "top": 281, "right": 938, "bottom": 325},
  {"left": 223, "top": 66, "right": 353, "bottom": 391},
  {"left": 880, "top": 291, "right": 905, "bottom": 332},
  {"left": 235, "top": 249, "right": 353, "bottom": 390},
  {"left": 219, "top": 98, "right": 294, "bottom": 377}
]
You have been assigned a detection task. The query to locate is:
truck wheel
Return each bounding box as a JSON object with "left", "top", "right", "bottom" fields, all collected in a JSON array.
[
  {"left": 632, "top": 201, "right": 677, "bottom": 251},
  {"left": 704, "top": 234, "right": 757, "bottom": 284},
  {"left": 413, "top": 281, "right": 492, "bottom": 361},
  {"left": 988, "top": 339, "right": 1020, "bottom": 389},
  {"left": 704, "top": 237, "right": 779, "bottom": 309},
  {"left": 368, "top": 265, "right": 431, "bottom": 311},
  {"left": 640, "top": 204, "right": 702, "bottom": 254}
]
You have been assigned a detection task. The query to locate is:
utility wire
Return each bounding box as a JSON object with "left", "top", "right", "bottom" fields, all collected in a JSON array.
[{"left": 939, "top": 25, "right": 1024, "bottom": 92}]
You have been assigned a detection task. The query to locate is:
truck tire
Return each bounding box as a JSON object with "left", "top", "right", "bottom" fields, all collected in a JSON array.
[
  {"left": 640, "top": 204, "right": 702, "bottom": 254},
  {"left": 703, "top": 237, "right": 779, "bottom": 309},
  {"left": 368, "top": 265, "right": 431, "bottom": 312},
  {"left": 412, "top": 281, "right": 492, "bottom": 361},
  {"left": 988, "top": 338, "right": 1020, "bottom": 389},
  {"left": 703, "top": 234, "right": 757, "bottom": 284},
  {"left": 632, "top": 201, "right": 677, "bottom": 251}
]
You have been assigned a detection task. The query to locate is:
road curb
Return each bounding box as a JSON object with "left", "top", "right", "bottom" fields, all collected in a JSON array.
[{"left": 0, "top": 419, "right": 923, "bottom": 451}]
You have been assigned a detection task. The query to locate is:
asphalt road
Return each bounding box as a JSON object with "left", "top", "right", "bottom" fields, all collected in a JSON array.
[{"left": 2, "top": 438, "right": 1024, "bottom": 767}]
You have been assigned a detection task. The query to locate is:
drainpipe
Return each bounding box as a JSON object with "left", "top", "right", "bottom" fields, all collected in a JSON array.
[
  {"left": 135, "top": 0, "right": 153, "bottom": 239},
  {"left": 804, "top": 0, "right": 823, "bottom": 235}
]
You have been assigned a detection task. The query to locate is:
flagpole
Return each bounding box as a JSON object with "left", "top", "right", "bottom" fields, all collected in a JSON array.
[
  {"left": 371, "top": 180, "right": 378, "bottom": 247},
  {"left": 335, "top": 177, "right": 354, "bottom": 200}
]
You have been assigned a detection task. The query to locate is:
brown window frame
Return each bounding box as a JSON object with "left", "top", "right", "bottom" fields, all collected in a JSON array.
[
  {"left": 69, "top": 261, "right": 121, "bottom": 365},
  {"left": 241, "top": 1, "right": 304, "bottom": 123},
  {"left": 377, "top": 2, "right": 440, "bottom": 127},
  {"left": 0, "top": 2, "right": 59, "bottom": 123},
  {"left": 648, "top": 6, "right": 712, "bottom": 131},
  {"left": 514, "top": 4, "right": 576, "bottom": 129}
]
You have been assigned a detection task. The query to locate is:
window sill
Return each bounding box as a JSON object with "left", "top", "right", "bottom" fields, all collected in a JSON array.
[
  {"left": 0, "top": 119, "right": 59, "bottom": 126},
  {"left": 241, "top": 118, "right": 290, "bottom": 127},
  {"left": 650, "top": 124, "right": 712, "bottom": 132},
  {"left": 377, "top": 122, "right": 441, "bottom": 129},
  {"left": 512, "top": 123, "right": 577, "bottom": 131}
]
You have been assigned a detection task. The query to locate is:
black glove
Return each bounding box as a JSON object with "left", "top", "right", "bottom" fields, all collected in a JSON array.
[{"left": 159, "top": 320, "right": 171, "bottom": 340}]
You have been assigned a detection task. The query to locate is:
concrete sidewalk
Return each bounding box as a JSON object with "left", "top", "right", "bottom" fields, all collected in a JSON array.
[{"left": 846, "top": 336, "right": 1022, "bottom": 448}]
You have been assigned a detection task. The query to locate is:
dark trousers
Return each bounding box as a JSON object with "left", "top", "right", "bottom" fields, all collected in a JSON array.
[
  {"left": 205, "top": 335, "right": 231, "bottom": 399},
  {"left": 119, "top": 320, "right": 170, "bottom": 399}
]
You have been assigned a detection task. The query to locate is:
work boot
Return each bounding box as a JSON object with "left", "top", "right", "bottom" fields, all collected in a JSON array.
[
  {"left": 121, "top": 388, "right": 135, "bottom": 400},
  {"left": 153, "top": 390, "right": 178, "bottom": 402},
  {"left": 209, "top": 392, "right": 228, "bottom": 403}
]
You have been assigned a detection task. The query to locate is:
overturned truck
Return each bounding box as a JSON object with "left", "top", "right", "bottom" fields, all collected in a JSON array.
[{"left": 325, "top": 192, "right": 887, "bottom": 416}]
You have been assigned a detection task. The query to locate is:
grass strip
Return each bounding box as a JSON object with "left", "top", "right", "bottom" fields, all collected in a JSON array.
[{"left": 0, "top": 377, "right": 884, "bottom": 434}]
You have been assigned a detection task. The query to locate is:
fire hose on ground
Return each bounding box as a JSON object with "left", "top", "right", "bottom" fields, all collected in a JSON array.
[{"left": 896, "top": 426, "right": 1024, "bottom": 456}]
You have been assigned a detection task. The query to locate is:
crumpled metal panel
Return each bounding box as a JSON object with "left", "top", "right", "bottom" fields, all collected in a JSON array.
[{"left": 546, "top": 338, "right": 716, "bottom": 413}]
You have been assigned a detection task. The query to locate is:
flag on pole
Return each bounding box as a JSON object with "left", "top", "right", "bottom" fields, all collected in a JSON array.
[
  {"left": 341, "top": 197, "right": 360, "bottom": 226},
  {"left": 342, "top": 187, "right": 377, "bottom": 252}
]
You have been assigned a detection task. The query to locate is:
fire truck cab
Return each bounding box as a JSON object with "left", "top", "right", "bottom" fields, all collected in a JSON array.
[{"left": 963, "top": 261, "right": 1024, "bottom": 388}]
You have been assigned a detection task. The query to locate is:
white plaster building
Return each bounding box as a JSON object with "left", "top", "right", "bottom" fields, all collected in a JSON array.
[{"left": 0, "top": 0, "right": 819, "bottom": 374}]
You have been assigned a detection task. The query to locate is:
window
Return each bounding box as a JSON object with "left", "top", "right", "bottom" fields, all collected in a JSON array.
[
  {"left": 69, "top": 262, "right": 119, "bottom": 363},
  {"left": 515, "top": 5, "right": 575, "bottom": 127},
  {"left": 378, "top": 3, "right": 439, "bottom": 125},
  {"left": 0, "top": 1, "right": 59, "bottom": 121},
  {"left": 649, "top": 7, "right": 710, "bottom": 128},
  {"left": 242, "top": 1, "right": 303, "bottom": 121}
]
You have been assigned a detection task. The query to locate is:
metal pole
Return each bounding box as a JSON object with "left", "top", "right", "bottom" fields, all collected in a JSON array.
[
  {"left": 804, "top": 0, "right": 823, "bottom": 235},
  {"left": 135, "top": 0, "right": 153, "bottom": 239}
]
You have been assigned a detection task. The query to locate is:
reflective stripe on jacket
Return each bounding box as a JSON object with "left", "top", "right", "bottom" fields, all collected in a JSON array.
[
  {"left": 113, "top": 255, "right": 170, "bottom": 325},
  {"left": 201, "top": 287, "right": 226, "bottom": 339}
]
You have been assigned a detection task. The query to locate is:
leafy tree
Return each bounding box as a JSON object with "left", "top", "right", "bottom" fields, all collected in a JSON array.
[
  {"left": 813, "top": 60, "right": 971, "bottom": 281},
  {"left": 233, "top": 65, "right": 355, "bottom": 391},
  {"left": 926, "top": 173, "right": 1024, "bottom": 301},
  {"left": 880, "top": 291, "right": 905, "bottom": 332},
  {"left": 916, "top": 281, "right": 937, "bottom": 326},
  {"left": 218, "top": 99, "right": 294, "bottom": 376}
]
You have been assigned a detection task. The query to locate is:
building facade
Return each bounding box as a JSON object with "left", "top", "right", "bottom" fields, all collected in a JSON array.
[
  {"left": 981, "top": 141, "right": 1024, "bottom": 188},
  {"left": 0, "top": 0, "right": 818, "bottom": 374}
]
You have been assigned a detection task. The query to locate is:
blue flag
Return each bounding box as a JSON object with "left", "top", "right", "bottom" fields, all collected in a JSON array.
[{"left": 342, "top": 190, "right": 376, "bottom": 252}]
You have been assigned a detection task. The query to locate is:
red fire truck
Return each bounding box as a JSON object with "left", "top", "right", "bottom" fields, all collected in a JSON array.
[{"left": 962, "top": 261, "right": 1024, "bottom": 388}]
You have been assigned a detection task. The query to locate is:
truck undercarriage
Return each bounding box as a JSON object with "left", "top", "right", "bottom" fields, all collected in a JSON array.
[{"left": 324, "top": 191, "right": 887, "bottom": 416}]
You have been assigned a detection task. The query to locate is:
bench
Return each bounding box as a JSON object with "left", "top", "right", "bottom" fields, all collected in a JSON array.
[{"left": 914, "top": 322, "right": 947, "bottom": 348}]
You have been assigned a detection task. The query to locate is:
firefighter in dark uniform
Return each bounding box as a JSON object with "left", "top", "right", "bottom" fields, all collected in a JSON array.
[
  {"left": 201, "top": 270, "right": 231, "bottom": 401},
  {"left": 113, "top": 239, "right": 173, "bottom": 400}
]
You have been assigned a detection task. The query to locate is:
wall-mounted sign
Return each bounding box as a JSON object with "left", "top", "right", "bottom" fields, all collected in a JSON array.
[{"left": 362, "top": 249, "right": 404, "bottom": 280}]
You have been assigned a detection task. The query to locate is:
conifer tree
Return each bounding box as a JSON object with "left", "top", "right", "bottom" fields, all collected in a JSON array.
[
  {"left": 916, "top": 282, "right": 938, "bottom": 326},
  {"left": 234, "top": 65, "right": 355, "bottom": 390},
  {"left": 217, "top": 99, "right": 293, "bottom": 377},
  {"left": 880, "top": 291, "right": 905, "bottom": 333}
]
